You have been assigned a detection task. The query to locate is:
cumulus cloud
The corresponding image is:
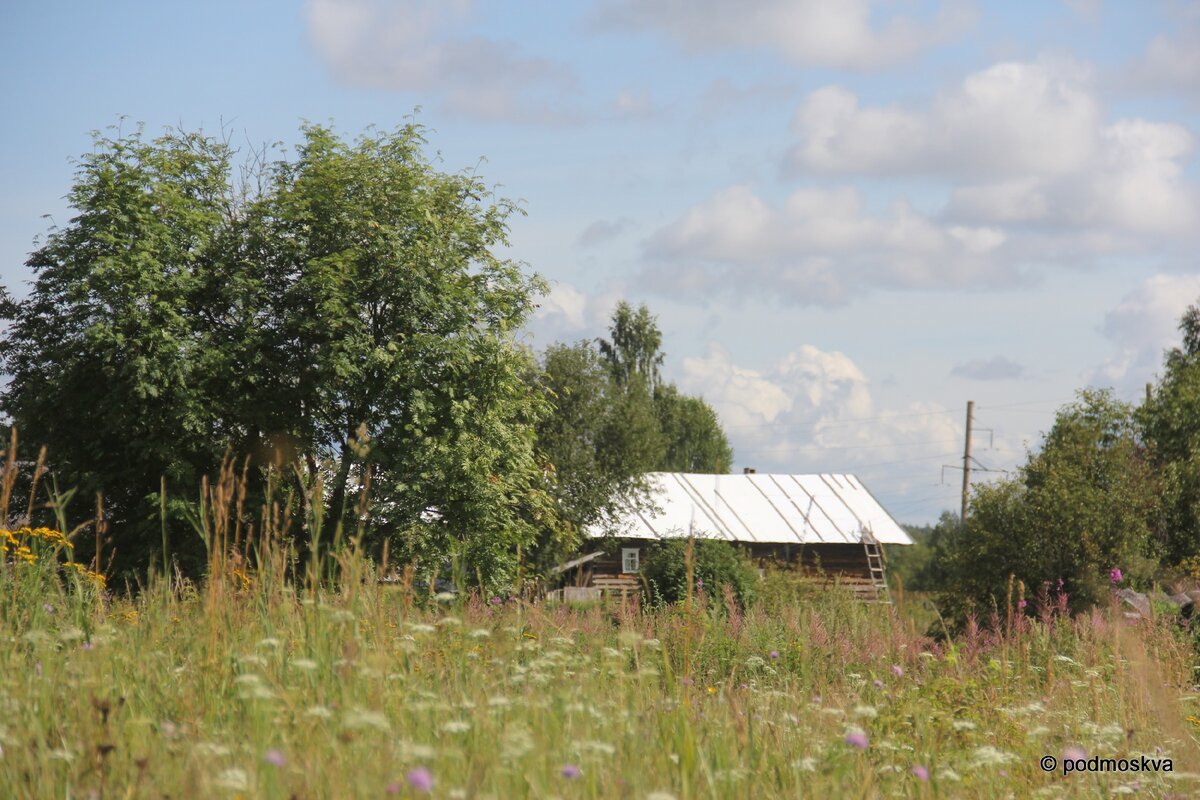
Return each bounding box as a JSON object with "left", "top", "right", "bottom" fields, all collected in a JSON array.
[
  {"left": 592, "top": 0, "right": 976, "bottom": 69},
  {"left": 641, "top": 184, "right": 1015, "bottom": 306},
  {"left": 676, "top": 344, "right": 964, "bottom": 506},
  {"left": 525, "top": 281, "right": 622, "bottom": 345},
  {"left": 951, "top": 356, "right": 1025, "bottom": 381},
  {"left": 306, "top": 0, "right": 579, "bottom": 123},
  {"left": 1091, "top": 274, "right": 1200, "bottom": 394},
  {"left": 639, "top": 59, "right": 1198, "bottom": 307},
  {"left": 789, "top": 60, "right": 1197, "bottom": 235}
]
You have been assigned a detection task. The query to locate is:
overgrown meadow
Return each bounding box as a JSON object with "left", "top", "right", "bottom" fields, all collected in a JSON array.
[{"left": 5, "top": 522, "right": 1200, "bottom": 800}]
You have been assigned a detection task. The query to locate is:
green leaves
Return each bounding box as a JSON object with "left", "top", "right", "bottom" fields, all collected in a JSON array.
[{"left": 2, "top": 122, "right": 552, "bottom": 588}]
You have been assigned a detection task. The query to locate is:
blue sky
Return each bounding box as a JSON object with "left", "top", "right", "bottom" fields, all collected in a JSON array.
[{"left": 4, "top": 0, "right": 1200, "bottom": 523}]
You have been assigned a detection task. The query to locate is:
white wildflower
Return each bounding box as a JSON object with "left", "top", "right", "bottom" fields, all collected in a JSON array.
[
  {"left": 971, "top": 746, "right": 1016, "bottom": 766},
  {"left": 214, "top": 769, "right": 250, "bottom": 791},
  {"left": 343, "top": 708, "right": 391, "bottom": 732}
]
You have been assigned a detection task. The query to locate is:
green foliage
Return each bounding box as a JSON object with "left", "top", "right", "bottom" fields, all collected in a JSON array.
[
  {"left": 654, "top": 384, "right": 733, "bottom": 473},
  {"left": 640, "top": 538, "right": 758, "bottom": 607},
  {"left": 598, "top": 301, "right": 664, "bottom": 389},
  {"left": 940, "top": 389, "right": 1159, "bottom": 617},
  {"left": 1, "top": 122, "right": 555, "bottom": 587},
  {"left": 532, "top": 342, "right": 662, "bottom": 568},
  {"left": 1140, "top": 300, "right": 1200, "bottom": 564},
  {"left": 888, "top": 512, "right": 960, "bottom": 592},
  {"left": 533, "top": 303, "right": 733, "bottom": 570}
]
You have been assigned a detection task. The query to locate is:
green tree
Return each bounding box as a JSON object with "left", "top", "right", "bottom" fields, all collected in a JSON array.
[
  {"left": 598, "top": 301, "right": 664, "bottom": 389},
  {"left": 1, "top": 126, "right": 235, "bottom": 571},
  {"left": 654, "top": 384, "right": 733, "bottom": 473},
  {"left": 533, "top": 342, "right": 662, "bottom": 568},
  {"left": 941, "top": 389, "right": 1159, "bottom": 616},
  {"left": 2, "top": 122, "right": 556, "bottom": 587},
  {"left": 1140, "top": 299, "right": 1200, "bottom": 563}
]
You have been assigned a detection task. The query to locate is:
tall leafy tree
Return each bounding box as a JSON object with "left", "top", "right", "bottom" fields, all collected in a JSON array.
[
  {"left": 2, "top": 122, "right": 557, "bottom": 587},
  {"left": 941, "top": 389, "right": 1159, "bottom": 616},
  {"left": 533, "top": 342, "right": 662, "bottom": 566},
  {"left": 533, "top": 303, "right": 733, "bottom": 569},
  {"left": 598, "top": 301, "right": 664, "bottom": 389},
  {"left": 1, "top": 126, "right": 234, "bottom": 569},
  {"left": 1140, "top": 299, "right": 1200, "bottom": 563},
  {"left": 654, "top": 384, "right": 733, "bottom": 473}
]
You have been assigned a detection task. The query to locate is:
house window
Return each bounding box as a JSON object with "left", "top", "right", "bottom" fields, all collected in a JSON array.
[{"left": 621, "top": 547, "right": 640, "bottom": 574}]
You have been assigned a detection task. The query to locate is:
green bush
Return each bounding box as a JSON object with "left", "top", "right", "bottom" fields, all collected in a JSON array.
[{"left": 640, "top": 538, "right": 758, "bottom": 608}]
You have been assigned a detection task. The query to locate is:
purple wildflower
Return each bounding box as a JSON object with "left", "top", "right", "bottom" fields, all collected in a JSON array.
[
  {"left": 490, "top": 596, "right": 503, "bottom": 605},
  {"left": 1017, "top": 599, "right": 1028, "bottom": 610},
  {"left": 912, "top": 765, "right": 929, "bottom": 781},
  {"left": 385, "top": 782, "right": 401, "bottom": 795},
  {"left": 561, "top": 764, "right": 582, "bottom": 779},
  {"left": 406, "top": 767, "right": 434, "bottom": 793},
  {"left": 891, "top": 664, "right": 904, "bottom": 678},
  {"left": 263, "top": 749, "right": 286, "bottom": 767},
  {"left": 1110, "top": 567, "right": 1123, "bottom": 584},
  {"left": 1063, "top": 745, "right": 1087, "bottom": 763},
  {"left": 873, "top": 679, "right": 884, "bottom": 688},
  {"left": 768, "top": 650, "right": 780, "bottom": 660},
  {"left": 681, "top": 677, "right": 694, "bottom": 686},
  {"left": 844, "top": 731, "right": 869, "bottom": 750}
]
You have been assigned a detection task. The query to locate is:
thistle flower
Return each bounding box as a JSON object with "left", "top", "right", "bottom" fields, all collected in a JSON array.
[
  {"left": 891, "top": 664, "right": 904, "bottom": 678},
  {"left": 407, "top": 767, "right": 434, "bottom": 793},
  {"left": 912, "top": 764, "right": 929, "bottom": 781},
  {"left": 263, "top": 748, "right": 286, "bottom": 767},
  {"left": 1110, "top": 567, "right": 1123, "bottom": 584},
  {"left": 561, "top": 764, "right": 582, "bottom": 779},
  {"left": 844, "top": 731, "right": 869, "bottom": 749}
]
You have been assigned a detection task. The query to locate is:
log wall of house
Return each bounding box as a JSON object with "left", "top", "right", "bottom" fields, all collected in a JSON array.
[{"left": 568, "top": 541, "right": 872, "bottom": 584}]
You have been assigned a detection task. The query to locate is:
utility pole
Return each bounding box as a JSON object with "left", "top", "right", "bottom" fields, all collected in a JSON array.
[{"left": 961, "top": 400, "right": 974, "bottom": 525}]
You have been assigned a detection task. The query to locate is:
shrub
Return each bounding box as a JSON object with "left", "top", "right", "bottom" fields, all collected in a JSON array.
[{"left": 640, "top": 538, "right": 758, "bottom": 608}]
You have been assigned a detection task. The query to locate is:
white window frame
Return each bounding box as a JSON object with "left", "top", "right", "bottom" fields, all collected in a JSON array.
[{"left": 621, "top": 547, "right": 640, "bottom": 574}]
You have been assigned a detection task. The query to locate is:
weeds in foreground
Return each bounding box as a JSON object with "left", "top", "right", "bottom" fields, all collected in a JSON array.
[{"left": 0, "top": 442, "right": 1198, "bottom": 798}]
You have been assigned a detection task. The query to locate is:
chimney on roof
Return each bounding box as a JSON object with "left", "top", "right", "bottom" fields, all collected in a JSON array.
[{"left": 743, "top": 467, "right": 756, "bottom": 474}]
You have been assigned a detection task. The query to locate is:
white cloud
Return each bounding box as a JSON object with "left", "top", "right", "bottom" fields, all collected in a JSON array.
[
  {"left": 676, "top": 343, "right": 964, "bottom": 506},
  {"left": 593, "top": 0, "right": 976, "bottom": 69},
  {"left": 791, "top": 62, "right": 1101, "bottom": 178},
  {"left": 642, "top": 184, "right": 1015, "bottom": 306},
  {"left": 526, "top": 281, "right": 622, "bottom": 344},
  {"left": 790, "top": 60, "right": 1198, "bottom": 235},
  {"left": 306, "top": 0, "right": 579, "bottom": 123},
  {"left": 1092, "top": 274, "right": 1200, "bottom": 393}
]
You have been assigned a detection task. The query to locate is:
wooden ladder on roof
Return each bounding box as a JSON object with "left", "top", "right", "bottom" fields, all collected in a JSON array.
[{"left": 861, "top": 528, "right": 892, "bottom": 605}]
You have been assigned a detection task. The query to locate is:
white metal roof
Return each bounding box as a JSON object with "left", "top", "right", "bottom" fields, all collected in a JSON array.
[{"left": 587, "top": 473, "right": 913, "bottom": 546}]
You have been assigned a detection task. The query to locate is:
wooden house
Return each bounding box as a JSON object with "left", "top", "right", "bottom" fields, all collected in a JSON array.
[{"left": 548, "top": 472, "right": 913, "bottom": 603}]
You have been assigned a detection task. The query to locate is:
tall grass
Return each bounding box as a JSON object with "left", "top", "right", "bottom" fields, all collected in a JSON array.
[{"left": 1, "top": 449, "right": 1198, "bottom": 798}]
